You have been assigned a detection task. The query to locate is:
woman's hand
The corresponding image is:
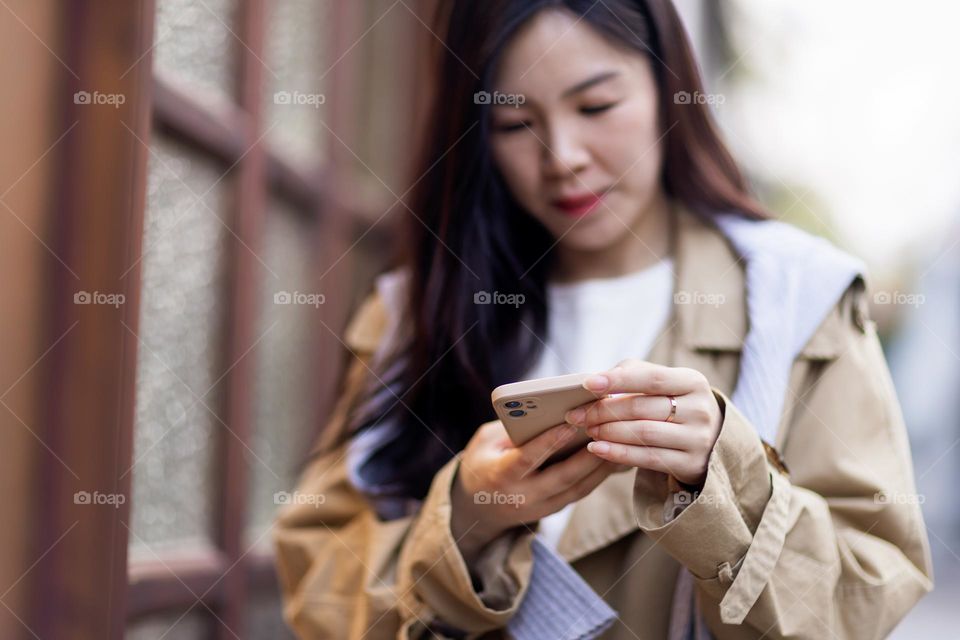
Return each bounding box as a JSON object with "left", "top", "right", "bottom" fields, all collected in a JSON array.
[
  {"left": 564, "top": 358, "right": 723, "bottom": 488},
  {"left": 450, "top": 419, "right": 620, "bottom": 564}
]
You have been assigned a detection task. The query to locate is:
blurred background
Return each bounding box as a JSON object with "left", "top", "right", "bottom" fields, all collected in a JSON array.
[{"left": 0, "top": 0, "right": 956, "bottom": 638}]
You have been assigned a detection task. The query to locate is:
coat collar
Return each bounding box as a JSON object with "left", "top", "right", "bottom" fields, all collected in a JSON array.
[
  {"left": 346, "top": 201, "right": 847, "bottom": 360},
  {"left": 670, "top": 202, "right": 850, "bottom": 360}
]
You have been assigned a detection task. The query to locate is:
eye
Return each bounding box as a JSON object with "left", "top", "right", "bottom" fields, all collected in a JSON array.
[
  {"left": 580, "top": 102, "right": 617, "bottom": 116},
  {"left": 494, "top": 121, "right": 531, "bottom": 134}
]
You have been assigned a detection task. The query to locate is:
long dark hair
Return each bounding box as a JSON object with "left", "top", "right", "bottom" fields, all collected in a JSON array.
[{"left": 338, "top": 0, "right": 769, "bottom": 502}]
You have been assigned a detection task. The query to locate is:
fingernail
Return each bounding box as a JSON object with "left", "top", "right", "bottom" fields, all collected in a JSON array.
[
  {"left": 584, "top": 375, "right": 609, "bottom": 391},
  {"left": 588, "top": 441, "right": 610, "bottom": 454},
  {"left": 565, "top": 408, "right": 585, "bottom": 425},
  {"left": 586, "top": 426, "right": 599, "bottom": 437}
]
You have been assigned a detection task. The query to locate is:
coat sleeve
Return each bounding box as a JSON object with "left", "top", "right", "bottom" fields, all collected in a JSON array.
[
  {"left": 633, "top": 280, "right": 934, "bottom": 639},
  {"left": 272, "top": 297, "right": 537, "bottom": 639}
]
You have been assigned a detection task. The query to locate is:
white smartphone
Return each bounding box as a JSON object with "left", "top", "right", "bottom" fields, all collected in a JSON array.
[{"left": 491, "top": 372, "right": 605, "bottom": 466}]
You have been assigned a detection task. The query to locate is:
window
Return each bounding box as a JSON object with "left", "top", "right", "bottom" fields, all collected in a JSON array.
[{"left": 30, "top": 1, "right": 435, "bottom": 637}]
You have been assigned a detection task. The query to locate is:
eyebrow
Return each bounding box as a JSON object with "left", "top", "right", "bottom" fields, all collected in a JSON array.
[
  {"left": 560, "top": 70, "right": 620, "bottom": 98},
  {"left": 492, "top": 70, "right": 621, "bottom": 110}
]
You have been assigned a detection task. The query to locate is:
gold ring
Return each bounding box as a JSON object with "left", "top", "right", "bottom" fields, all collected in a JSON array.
[{"left": 665, "top": 396, "right": 678, "bottom": 423}]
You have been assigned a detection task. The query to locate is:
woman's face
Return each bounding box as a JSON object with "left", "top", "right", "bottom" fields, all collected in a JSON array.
[{"left": 489, "top": 9, "right": 664, "bottom": 252}]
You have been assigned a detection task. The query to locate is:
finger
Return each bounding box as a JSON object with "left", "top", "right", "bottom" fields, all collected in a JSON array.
[
  {"left": 476, "top": 419, "right": 507, "bottom": 439},
  {"left": 567, "top": 393, "right": 687, "bottom": 426},
  {"left": 527, "top": 447, "right": 604, "bottom": 498},
  {"left": 582, "top": 362, "right": 702, "bottom": 396},
  {"left": 469, "top": 420, "right": 515, "bottom": 452},
  {"left": 584, "top": 420, "right": 693, "bottom": 450},
  {"left": 587, "top": 441, "right": 693, "bottom": 478},
  {"left": 509, "top": 423, "right": 581, "bottom": 478},
  {"left": 538, "top": 460, "right": 618, "bottom": 516}
]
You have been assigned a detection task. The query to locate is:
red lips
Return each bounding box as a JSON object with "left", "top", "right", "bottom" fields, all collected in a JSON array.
[{"left": 550, "top": 189, "right": 609, "bottom": 217}]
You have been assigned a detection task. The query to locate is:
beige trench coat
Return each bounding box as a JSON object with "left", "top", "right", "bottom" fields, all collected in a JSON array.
[{"left": 273, "top": 206, "right": 933, "bottom": 639}]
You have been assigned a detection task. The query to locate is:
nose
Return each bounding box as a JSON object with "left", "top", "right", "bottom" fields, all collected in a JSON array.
[{"left": 541, "top": 122, "right": 589, "bottom": 180}]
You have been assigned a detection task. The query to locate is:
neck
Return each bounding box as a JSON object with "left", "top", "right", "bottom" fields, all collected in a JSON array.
[{"left": 552, "top": 192, "right": 674, "bottom": 284}]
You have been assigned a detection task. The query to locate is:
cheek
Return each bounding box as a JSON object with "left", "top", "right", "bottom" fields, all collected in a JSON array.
[{"left": 594, "top": 102, "right": 662, "bottom": 190}]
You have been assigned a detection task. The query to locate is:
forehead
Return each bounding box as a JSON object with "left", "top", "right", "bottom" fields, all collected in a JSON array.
[{"left": 492, "top": 9, "right": 642, "bottom": 95}]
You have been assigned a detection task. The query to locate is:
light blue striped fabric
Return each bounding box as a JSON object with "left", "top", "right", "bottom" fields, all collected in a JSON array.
[
  {"left": 713, "top": 213, "right": 866, "bottom": 442},
  {"left": 507, "top": 539, "right": 618, "bottom": 639}
]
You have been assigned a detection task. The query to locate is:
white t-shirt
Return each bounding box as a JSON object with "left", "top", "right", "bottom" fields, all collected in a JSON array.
[{"left": 527, "top": 257, "right": 675, "bottom": 550}]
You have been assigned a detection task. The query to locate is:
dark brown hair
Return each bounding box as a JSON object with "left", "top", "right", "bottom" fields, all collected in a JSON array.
[{"left": 343, "top": 0, "right": 769, "bottom": 503}]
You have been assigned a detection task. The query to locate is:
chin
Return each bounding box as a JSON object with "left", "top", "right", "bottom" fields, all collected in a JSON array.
[
  {"left": 556, "top": 223, "right": 629, "bottom": 252},
  {"left": 557, "top": 212, "right": 633, "bottom": 251}
]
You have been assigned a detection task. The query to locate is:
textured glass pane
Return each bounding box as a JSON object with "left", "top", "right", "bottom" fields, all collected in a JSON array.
[
  {"left": 154, "top": 0, "right": 238, "bottom": 105},
  {"left": 263, "top": 0, "right": 333, "bottom": 163},
  {"left": 245, "top": 594, "right": 297, "bottom": 639},
  {"left": 126, "top": 610, "right": 210, "bottom": 640},
  {"left": 129, "top": 135, "right": 230, "bottom": 558},
  {"left": 245, "top": 200, "right": 321, "bottom": 540},
  {"left": 349, "top": 0, "right": 420, "bottom": 197}
]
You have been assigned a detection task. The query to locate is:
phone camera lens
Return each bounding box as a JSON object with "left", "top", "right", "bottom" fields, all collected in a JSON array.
[
  {"left": 508, "top": 409, "right": 526, "bottom": 417},
  {"left": 505, "top": 401, "right": 522, "bottom": 408}
]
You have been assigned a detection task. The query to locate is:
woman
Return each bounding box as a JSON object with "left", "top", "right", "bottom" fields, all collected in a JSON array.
[{"left": 273, "top": 1, "right": 933, "bottom": 638}]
